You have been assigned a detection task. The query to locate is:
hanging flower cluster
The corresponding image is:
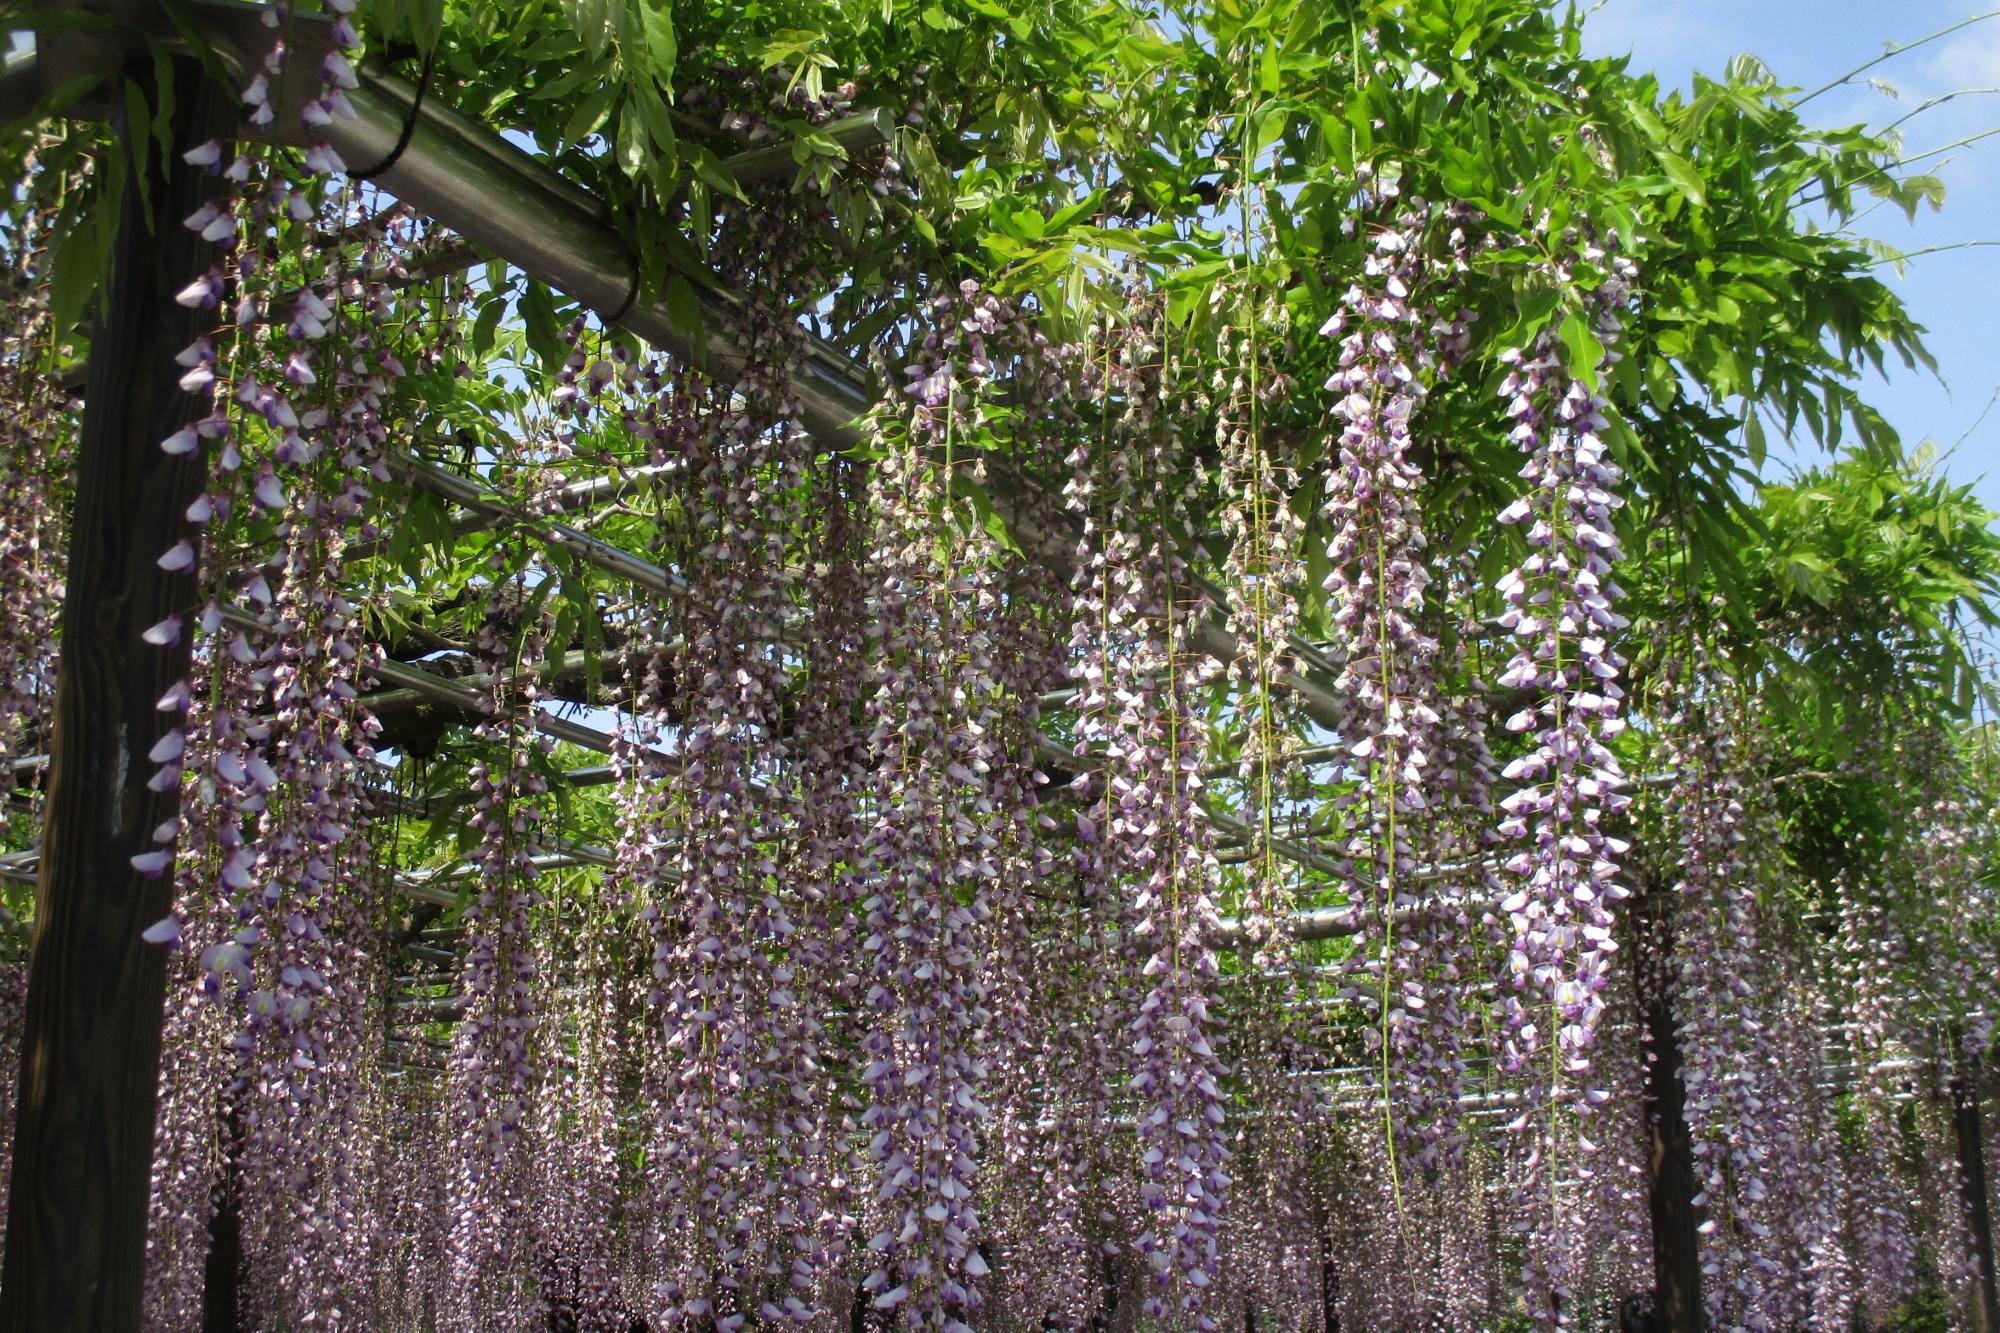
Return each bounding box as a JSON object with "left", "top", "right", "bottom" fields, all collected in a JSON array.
[
  {"left": 1209, "top": 289, "right": 1326, "bottom": 1319},
  {"left": 976, "top": 555, "right": 1104, "bottom": 1330},
  {"left": 850, "top": 276, "right": 1073, "bottom": 1328},
  {"left": 855, "top": 292, "right": 1007, "bottom": 1331},
  {"left": 1657, "top": 676, "right": 1850, "bottom": 1328},
  {"left": 780, "top": 459, "right": 872, "bottom": 1314},
  {"left": 1904, "top": 721, "right": 2000, "bottom": 1055},
  {"left": 1488, "top": 233, "right": 1639, "bottom": 1325},
  {"left": 0, "top": 184, "right": 69, "bottom": 839},
  {"left": 1753, "top": 945, "right": 1859, "bottom": 1329},
  {"left": 1068, "top": 306, "right": 1231, "bottom": 1329},
  {"left": 137, "top": 12, "right": 411, "bottom": 1326},
  {"left": 1832, "top": 866, "right": 1924, "bottom": 1322},
  {"left": 1491, "top": 253, "right": 1636, "bottom": 1082},
  {"left": 1317, "top": 191, "right": 1445, "bottom": 1322},
  {"left": 443, "top": 586, "right": 553, "bottom": 1330},
  {"left": 374, "top": 1066, "right": 451, "bottom": 1329},
  {"left": 633, "top": 210, "right": 828, "bottom": 1328},
  {"left": 1662, "top": 683, "right": 1780, "bottom": 1326},
  {"left": 1383, "top": 209, "right": 1486, "bottom": 1189},
  {"left": 529, "top": 893, "right": 635, "bottom": 1332},
  {"left": 1215, "top": 290, "right": 1305, "bottom": 957}
]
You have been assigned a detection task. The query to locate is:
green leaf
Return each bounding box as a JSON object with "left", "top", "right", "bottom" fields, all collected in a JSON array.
[
  {"left": 531, "top": 62, "right": 598, "bottom": 103},
  {"left": 615, "top": 98, "right": 647, "bottom": 177},
  {"left": 149, "top": 41, "right": 177, "bottom": 166},
  {"left": 561, "top": 80, "right": 619, "bottom": 146},
  {"left": 1500, "top": 287, "right": 1562, "bottom": 349},
  {"left": 687, "top": 145, "right": 747, "bottom": 203},
  {"left": 471, "top": 292, "right": 506, "bottom": 359},
  {"left": 1557, "top": 311, "right": 1604, "bottom": 392},
  {"left": 413, "top": 0, "right": 444, "bottom": 54},
  {"left": 519, "top": 279, "right": 563, "bottom": 370},
  {"left": 121, "top": 80, "right": 154, "bottom": 230},
  {"left": 947, "top": 472, "right": 1019, "bottom": 554},
  {"left": 637, "top": 0, "right": 677, "bottom": 87},
  {"left": 1045, "top": 190, "right": 1105, "bottom": 235},
  {"left": 661, "top": 274, "right": 705, "bottom": 353},
  {"left": 1657, "top": 150, "right": 1706, "bottom": 208},
  {"left": 686, "top": 178, "right": 713, "bottom": 255},
  {"left": 568, "top": 0, "right": 613, "bottom": 60},
  {"left": 1252, "top": 101, "right": 1288, "bottom": 154},
  {"left": 628, "top": 77, "right": 677, "bottom": 154},
  {"left": 48, "top": 211, "right": 103, "bottom": 342}
]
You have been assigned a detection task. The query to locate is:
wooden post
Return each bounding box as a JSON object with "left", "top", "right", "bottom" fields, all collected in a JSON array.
[
  {"left": 1950, "top": 1045, "right": 1999, "bottom": 1333},
  {"left": 1319, "top": 1227, "right": 1340, "bottom": 1333},
  {"left": 0, "top": 57, "right": 222, "bottom": 1332},
  {"left": 1088, "top": 1250, "right": 1120, "bottom": 1332},
  {"left": 200, "top": 1094, "right": 243, "bottom": 1333},
  {"left": 1633, "top": 881, "right": 1704, "bottom": 1333}
]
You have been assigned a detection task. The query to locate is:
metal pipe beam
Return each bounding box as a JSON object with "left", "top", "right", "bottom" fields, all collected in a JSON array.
[
  {"left": 386, "top": 451, "right": 686, "bottom": 597},
  {"left": 350, "top": 459, "right": 684, "bottom": 564},
  {"left": 367, "top": 656, "right": 618, "bottom": 756},
  {"left": 724, "top": 109, "right": 897, "bottom": 185},
  {"left": 220, "top": 604, "right": 624, "bottom": 756},
  {"left": 314, "top": 63, "right": 876, "bottom": 444}
]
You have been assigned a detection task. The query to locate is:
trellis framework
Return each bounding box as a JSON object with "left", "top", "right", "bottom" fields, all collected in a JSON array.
[{"left": 0, "top": 3, "right": 1998, "bottom": 1332}]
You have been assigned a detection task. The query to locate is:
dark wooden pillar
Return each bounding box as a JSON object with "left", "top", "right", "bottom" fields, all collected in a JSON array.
[
  {"left": 1950, "top": 1046, "right": 1999, "bottom": 1333},
  {"left": 1320, "top": 1227, "right": 1340, "bottom": 1333},
  {"left": 0, "top": 58, "right": 222, "bottom": 1332},
  {"left": 200, "top": 1094, "right": 244, "bottom": 1333},
  {"left": 1633, "top": 882, "right": 1704, "bottom": 1332}
]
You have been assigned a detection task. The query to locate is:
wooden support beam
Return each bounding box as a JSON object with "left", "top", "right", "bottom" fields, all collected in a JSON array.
[
  {"left": 199, "top": 1097, "right": 243, "bottom": 1333},
  {"left": 1632, "top": 882, "right": 1705, "bottom": 1333},
  {"left": 0, "top": 58, "right": 222, "bottom": 1333},
  {"left": 1951, "top": 1042, "right": 2000, "bottom": 1333}
]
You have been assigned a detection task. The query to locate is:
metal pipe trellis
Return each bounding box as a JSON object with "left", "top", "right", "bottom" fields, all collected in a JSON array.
[
  {"left": 22, "top": 5, "right": 1362, "bottom": 732},
  {"left": 167, "top": 1, "right": 1361, "bottom": 732}
]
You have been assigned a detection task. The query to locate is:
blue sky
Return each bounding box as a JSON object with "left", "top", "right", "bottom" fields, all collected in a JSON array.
[{"left": 1579, "top": 0, "right": 2000, "bottom": 509}]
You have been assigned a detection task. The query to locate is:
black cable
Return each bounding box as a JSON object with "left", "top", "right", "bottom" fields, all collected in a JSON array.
[
  {"left": 602, "top": 258, "right": 643, "bottom": 326},
  {"left": 350, "top": 42, "right": 438, "bottom": 181}
]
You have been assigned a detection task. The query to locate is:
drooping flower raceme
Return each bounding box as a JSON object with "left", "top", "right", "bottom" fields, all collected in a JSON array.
[
  {"left": 1320, "top": 198, "right": 1446, "bottom": 1226},
  {"left": 443, "top": 592, "right": 554, "bottom": 1331},
  {"left": 1069, "top": 306, "right": 1230, "bottom": 1330},
  {"left": 1489, "top": 235, "right": 1638, "bottom": 1324}
]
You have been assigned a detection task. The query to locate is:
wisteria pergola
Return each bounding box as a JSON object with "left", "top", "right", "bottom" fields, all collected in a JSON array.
[{"left": 1, "top": 1, "right": 1998, "bottom": 1330}]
